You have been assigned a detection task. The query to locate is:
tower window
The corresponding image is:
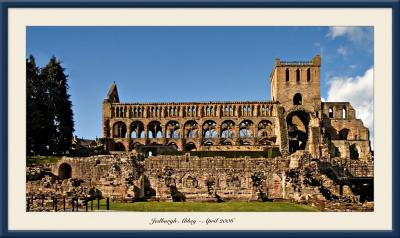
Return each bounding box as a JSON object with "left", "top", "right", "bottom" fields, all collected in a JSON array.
[
  {"left": 285, "top": 68, "right": 289, "bottom": 82},
  {"left": 307, "top": 68, "right": 311, "bottom": 82},
  {"left": 293, "top": 93, "right": 302, "bottom": 105},
  {"left": 296, "top": 69, "right": 300, "bottom": 82},
  {"left": 342, "top": 106, "right": 347, "bottom": 119},
  {"left": 328, "top": 107, "right": 334, "bottom": 118}
]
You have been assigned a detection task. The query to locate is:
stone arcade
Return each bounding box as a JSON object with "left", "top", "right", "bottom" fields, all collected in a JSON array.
[{"left": 101, "top": 54, "right": 372, "bottom": 160}]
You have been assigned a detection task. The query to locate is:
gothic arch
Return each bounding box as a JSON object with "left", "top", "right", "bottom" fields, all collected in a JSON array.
[
  {"left": 114, "top": 142, "right": 126, "bottom": 151},
  {"left": 339, "top": 128, "right": 350, "bottom": 140},
  {"left": 184, "top": 120, "right": 198, "bottom": 138},
  {"left": 184, "top": 142, "right": 197, "bottom": 151},
  {"left": 239, "top": 120, "right": 254, "bottom": 145},
  {"left": 286, "top": 110, "right": 310, "bottom": 153},
  {"left": 293, "top": 93, "right": 303, "bottom": 105},
  {"left": 113, "top": 121, "right": 127, "bottom": 138},
  {"left": 257, "top": 120, "right": 274, "bottom": 145},
  {"left": 147, "top": 121, "right": 162, "bottom": 138},
  {"left": 130, "top": 121, "right": 144, "bottom": 138},
  {"left": 203, "top": 120, "right": 217, "bottom": 139},
  {"left": 220, "top": 120, "right": 235, "bottom": 140},
  {"left": 165, "top": 120, "right": 180, "bottom": 139}
]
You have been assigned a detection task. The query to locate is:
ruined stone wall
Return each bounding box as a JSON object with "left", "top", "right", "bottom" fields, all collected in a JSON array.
[
  {"left": 276, "top": 106, "right": 289, "bottom": 154},
  {"left": 144, "top": 155, "right": 290, "bottom": 201},
  {"left": 328, "top": 140, "right": 371, "bottom": 161},
  {"left": 27, "top": 151, "right": 374, "bottom": 213},
  {"left": 102, "top": 100, "right": 280, "bottom": 152},
  {"left": 49, "top": 155, "right": 142, "bottom": 199},
  {"left": 34, "top": 153, "right": 336, "bottom": 202},
  {"left": 43, "top": 154, "right": 291, "bottom": 201},
  {"left": 320, "top": 102, "right": 371, "bottom": 160},
  {"left": 100, "top": 54, "right": 373, "bottom": 162}
]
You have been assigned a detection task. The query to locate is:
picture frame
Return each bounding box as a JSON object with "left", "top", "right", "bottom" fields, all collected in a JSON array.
[{"left": 0, "top": 0, "right": 399, "bottom": 237}]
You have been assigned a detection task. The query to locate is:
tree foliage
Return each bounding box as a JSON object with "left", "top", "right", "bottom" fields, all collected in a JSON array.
[{"left": 26, "top": 55, "right": 74, "bottom": 155}]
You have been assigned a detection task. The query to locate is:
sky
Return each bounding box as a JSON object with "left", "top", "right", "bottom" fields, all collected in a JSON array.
[{"left": 26, "top": 26, "right": 374, "bottom": 144}]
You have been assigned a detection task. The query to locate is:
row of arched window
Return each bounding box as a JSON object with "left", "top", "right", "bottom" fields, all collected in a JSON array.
[
  {"left": 111, "top": 119, "right": 275, "bottom": 145},
  {"left": 111, "top": 104, "right": 274, "bottom": 118},
  {"left": 285, "top": 68, "right": 312, "bottom": 82}
]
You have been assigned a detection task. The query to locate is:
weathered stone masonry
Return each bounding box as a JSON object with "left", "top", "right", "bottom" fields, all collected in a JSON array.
[
  {"left": 26, "top": 55, "right": 374, "bottom": 210},
  {"left": 101, "top": 54, "right": 372, "bottom": 161}
]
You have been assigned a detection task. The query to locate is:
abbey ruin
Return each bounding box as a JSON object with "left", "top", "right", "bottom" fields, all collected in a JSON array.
[
  {"left": 102, "top": 54, "right": 371, "bottom": 160},
  {"left": 26, "top": 55, "right": 374, "bottom": 211}
]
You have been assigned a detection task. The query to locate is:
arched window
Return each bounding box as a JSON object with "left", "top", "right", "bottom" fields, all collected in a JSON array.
[
  {"left": 293, "top": 93, "right": 302, "bottom": 105},
  {"left": 58, "top": 163, "right": 72, "bottom": 179},
  {"left": 184, "top": 142, "right": 197, "bottom": 152},
  {"left": 342, "top": 106, "right": 347, "bottom": 119},
  {"left": 296, "top": 69, "right": 300, "bottom": 82},
  {"left": 203, "top": 120, "right": 217, "bottom": 140},
  {"left": 328, "top": 107, "right": 334, "bottom": 118},
  {"left": 220, "top": 120, "right": 235, "bottom": 140},
  {"left": 350, "top": 144, "right": 359, "bottom": 160},
  {"left": 114, "top": 142, "right": 125, "bottom": 151},
  {"left": 307, "top": 68, "right": 311, "bottom": 82},
  {"left": 184, "top": 120, "right": 198, "bottom": 138},
  {"left": 339, "top": 128, "right": 350, "bottom": 140},
  {"left": 166, "top": 121, "right": 180, "bottom": 139},
  {"left": 147, "top": 121, "right": 162, "bottom": 139},
  {"left": 130, "top": 121, "right": 144, "bottom": 139},
  {"left": 239, "top": 120, "right": 254, "bottom": 145},
  {"left": 113, "top": 122, "right": 127, "bottom": 138},
  {"left": 285, "top": 68, "right": 289, "bottom": 82}
]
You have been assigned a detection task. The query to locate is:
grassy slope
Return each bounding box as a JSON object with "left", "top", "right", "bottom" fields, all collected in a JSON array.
[
  {"left": 98, "top": 201, "right": 319, "bottom": 212},
  {"left": 26, "top": 156, "right": 62, "bottom": 165}
]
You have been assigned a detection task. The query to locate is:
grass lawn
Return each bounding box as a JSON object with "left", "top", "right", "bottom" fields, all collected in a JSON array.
[
  {"left": 27, "top": 155, "right": 62, "bottom": 165},
  {"left": 97, "top": 201, "right": 319, "bottom": 212}
]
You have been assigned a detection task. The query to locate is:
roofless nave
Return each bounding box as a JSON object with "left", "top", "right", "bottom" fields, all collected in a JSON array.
[{"left": 101, "top": 55, "right": 372, "bottom": 161}]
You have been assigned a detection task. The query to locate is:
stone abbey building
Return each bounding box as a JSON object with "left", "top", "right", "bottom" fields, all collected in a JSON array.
[
  {"left": 26, "top": 55, "right": 374, "bottom": 209},
  {"left": 101, "top": 55, "right": 372, "bottom": 161}
]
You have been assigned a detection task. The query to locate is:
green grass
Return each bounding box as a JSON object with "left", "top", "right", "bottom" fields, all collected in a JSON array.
[
  {"left": 26, "top": 155, "right": 62, "bottom": 165},
  {"left": 97, "top": 201, "right": 318, "bottom": 212}
]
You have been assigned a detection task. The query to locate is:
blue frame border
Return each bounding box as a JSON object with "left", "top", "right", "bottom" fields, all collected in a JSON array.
[{"left": 0, "top": 1, "right": 398, "bottom": 237}]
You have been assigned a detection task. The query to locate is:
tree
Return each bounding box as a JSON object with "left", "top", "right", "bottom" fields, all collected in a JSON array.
[
  {"left": 26, "top": 55, "right": 41, "bottom": 154},
  {"left": 41, "top": 56, "right": 75, "bottom": 154},
  {"left": 26, "top": 55, "right": 74, "bottom": 155}
]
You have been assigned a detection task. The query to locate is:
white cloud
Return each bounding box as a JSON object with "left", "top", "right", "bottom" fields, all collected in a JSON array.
[
  {"left": 337, "top": 46, "right": 348, "bottom": 57},
  {"left": 326, "top": 26, "right": 372, "bottom": 44},
  {"left": 327, "top": 67, "right": 374, "bottom": 147},
  {"left": 349, "top": 64, "right": 358, "bottom": 69}
]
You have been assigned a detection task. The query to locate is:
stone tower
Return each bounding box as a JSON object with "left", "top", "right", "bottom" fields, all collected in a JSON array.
[
  {"left": 269, "top": 54, "right": 321, "bottom": 113},
  {"left": 102, "top": 82, "right": 120, "bottom": 141}
]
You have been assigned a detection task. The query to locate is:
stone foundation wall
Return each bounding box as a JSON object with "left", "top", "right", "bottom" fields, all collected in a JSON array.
[
  {"left": 144, "top": 155, "right": 290, "bottom": 201},
  {"left": 26, "top": 152, "right": 372, "bottom": 208}
]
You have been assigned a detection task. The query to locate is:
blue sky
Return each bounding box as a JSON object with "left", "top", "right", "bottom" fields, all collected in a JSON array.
[{"left": 27, "top": 26, "right": 374, "bottom": 140}]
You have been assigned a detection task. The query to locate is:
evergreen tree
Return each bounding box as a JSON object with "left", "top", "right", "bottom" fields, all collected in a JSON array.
[
  {"left": 26, "top": 55, "right": 41, "bottom": 154},
  {"left": 41, "top": 56, "right": 75, "bottom": 154},
  {"left": 26, "top": 55, "right": 74, "bottom": 155}
]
